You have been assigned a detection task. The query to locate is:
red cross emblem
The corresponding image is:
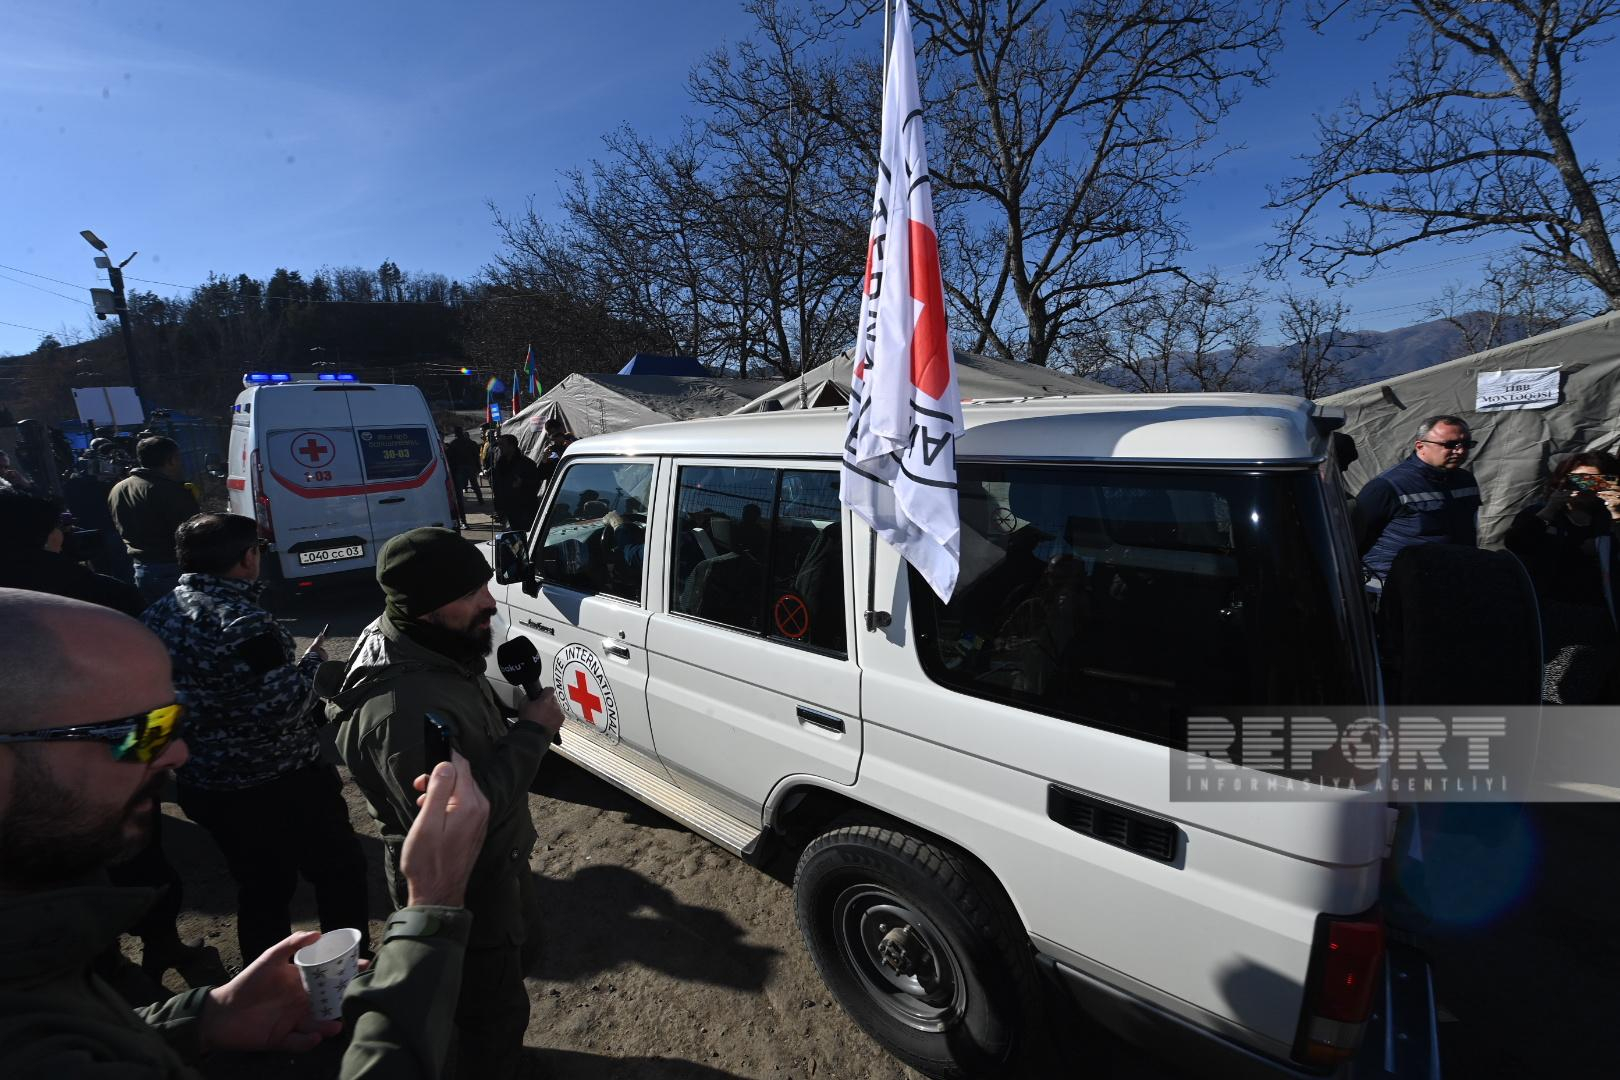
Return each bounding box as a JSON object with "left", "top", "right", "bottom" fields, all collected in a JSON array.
[
  {"left": 568, "top": 669, "right": 604, "bottom": 727},
  {"left": 293, "top": 432, "right": 335, "bottom": 468}
]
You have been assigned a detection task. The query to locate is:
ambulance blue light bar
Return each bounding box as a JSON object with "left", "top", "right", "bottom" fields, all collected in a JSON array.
[
  {"left": 244, "top": 373, "right": 293, "bottom": 385},
  {"left": 316, "top": 372, "right": 358, "bottom": 382}
]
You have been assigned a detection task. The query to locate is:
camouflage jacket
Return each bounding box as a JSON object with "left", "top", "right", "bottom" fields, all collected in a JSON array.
[{"left": 142, "top": 574, "right": 323, "bottom": 790}]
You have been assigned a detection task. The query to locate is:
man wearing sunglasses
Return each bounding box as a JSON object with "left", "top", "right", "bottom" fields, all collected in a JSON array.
[
  {"left": 0, "top": 587, "right": 497, "bottom": 1078},
  {"left": 142, "top": 513, "right": 369, "bottom": 968},
  {"left": 1353, "top": 414, "right": 1483, "bottom": 587}
]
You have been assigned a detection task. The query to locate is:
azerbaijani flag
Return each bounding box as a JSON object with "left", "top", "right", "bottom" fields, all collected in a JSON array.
[{"left": 524, "top": 344, "right": 540, "bottom": 397}]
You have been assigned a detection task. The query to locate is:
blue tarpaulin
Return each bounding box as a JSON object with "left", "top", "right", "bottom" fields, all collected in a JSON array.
[{"left": 617, "top": 354, "right": 705, "bottom": 377}]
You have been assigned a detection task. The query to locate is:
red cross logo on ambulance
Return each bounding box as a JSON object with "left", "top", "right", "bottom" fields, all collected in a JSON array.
[
  {"left": 552, "top": 643, "right": 620, "bottom": 744},
  {"left": 291, "top": 431, "right": 336, "bottom": 469}
]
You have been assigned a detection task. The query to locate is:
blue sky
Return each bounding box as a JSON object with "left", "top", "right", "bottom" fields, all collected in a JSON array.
[{"left": 3, "top": 0, "right": 1617, "bottom": 360}]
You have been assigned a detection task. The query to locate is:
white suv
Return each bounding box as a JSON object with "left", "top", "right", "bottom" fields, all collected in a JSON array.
[{"left": 484, "top": 394, "right": 1436, "bottom": 1079}]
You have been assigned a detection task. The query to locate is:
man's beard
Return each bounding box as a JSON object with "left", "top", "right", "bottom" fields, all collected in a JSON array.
[{"left": 0, "top": 749, "right": 164, "bottom": 888}]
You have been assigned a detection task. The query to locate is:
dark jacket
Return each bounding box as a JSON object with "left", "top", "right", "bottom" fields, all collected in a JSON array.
[
  {"left": 491, "top": 454, "right": 542, "bottom": 531},
  {"left": 1354, "top": 455, "right": 1481, "bottom": 578},
  {"left": 1504, "top": 503, "right": 1620, "bottom": 616},
  {"left": 329, "top": 615, "right": 549, "bottom": 948},
  {"left": 0, "top": 885, "right": 471, "bottom": 1079},
  {"left": 445, "top": 435, "right": 481, "bottom": 477},
  {"left": 142, "top": 574, "right": 323, "bottom": 790},
  {"left": 0, "top": 547, "right": 144, "bottom": 616},
  {"left": 107, "top": 469, "right": 199, "bottom": 564}
]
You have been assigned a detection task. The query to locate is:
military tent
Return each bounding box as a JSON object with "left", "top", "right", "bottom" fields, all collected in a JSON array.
[
  {"left": 1320, "top": 310, "right": 1620, "bottom": 547},
  {"left": 730, "top": 348, "right": 1116, "bottom": 413},
  {"left": 501, "top": 372, "right": 781, "bottom": 455}
]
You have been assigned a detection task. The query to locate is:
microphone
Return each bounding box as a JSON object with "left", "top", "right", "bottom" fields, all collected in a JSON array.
[{"left": 496, "top": 637, "right": 561, "bottom": 744}]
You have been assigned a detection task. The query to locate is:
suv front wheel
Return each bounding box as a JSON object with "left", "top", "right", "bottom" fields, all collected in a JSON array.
[{"left": 793, "top": 823, "right": 1044, "bottom": 1078}]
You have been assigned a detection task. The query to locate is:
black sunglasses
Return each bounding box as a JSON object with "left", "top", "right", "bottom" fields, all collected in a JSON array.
[
  {"left": 0, "top": 704, "right": 185, "bottom": 764},
  {"left": 1420, "top": 438, "right": 1476, "bottom": 451}
]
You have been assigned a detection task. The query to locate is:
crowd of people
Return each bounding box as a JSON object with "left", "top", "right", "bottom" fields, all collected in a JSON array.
[
  {"left": 0, "top": 431, "right": 566, "bottom": 1078},
  {"left": 443, "top": 418, "right": 575, "bottom": 533}
]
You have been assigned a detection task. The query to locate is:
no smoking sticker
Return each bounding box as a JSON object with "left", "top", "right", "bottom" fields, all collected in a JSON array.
[
  {"left": 553, "top": 643, "right": 620, "bottom": 744},
  {"left": 773, "top": 593, "right": 810, "bottom": 640}
]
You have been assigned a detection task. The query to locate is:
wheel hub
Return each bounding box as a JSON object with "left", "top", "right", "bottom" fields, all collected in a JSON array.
[{"left": 832, "top": 888, "right": 967, "bottom": 1032}]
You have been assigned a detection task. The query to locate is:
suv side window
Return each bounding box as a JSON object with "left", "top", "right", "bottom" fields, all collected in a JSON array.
[
  {"left": 910, "top": 464, "right": 1363, "bottom": 748},
  {"left": 671, "top": 465, "right": 847, "bottom": 656},
  {"left": 532, "top": 461, "right": 653, "bottom": 603}
]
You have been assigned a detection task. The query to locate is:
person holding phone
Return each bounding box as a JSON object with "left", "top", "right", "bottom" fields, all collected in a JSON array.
[
  {"left": 1505, "top": 450, "right": 1620, "bottom": 703},
  {"left": 0, "top": 585, "right": 497, "bottom": 1079},
  {"left": 142, "top": 514, "right": 368, "bottom": 966},
  {"left": 327, "top": 527, "right": 563, "bottom": 1080}
]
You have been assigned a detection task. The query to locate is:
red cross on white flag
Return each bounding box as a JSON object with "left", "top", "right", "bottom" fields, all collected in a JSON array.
[{"left": 840, "top": 0, "right": 964, "bottom": 602}]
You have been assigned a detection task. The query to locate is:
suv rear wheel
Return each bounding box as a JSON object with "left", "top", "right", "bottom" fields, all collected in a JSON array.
[{"left": 793, "top": 823, "right": 1044, "bottom": 1078}]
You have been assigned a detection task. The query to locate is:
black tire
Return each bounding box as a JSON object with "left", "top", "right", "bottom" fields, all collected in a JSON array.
[{"left": 793, "top": 823, "right": 1045, "bottom": 1079}]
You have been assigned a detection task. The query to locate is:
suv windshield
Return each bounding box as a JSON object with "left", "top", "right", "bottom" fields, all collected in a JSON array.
[{"left": 911, "top": 464, "right": 1369, "bottom": 749}]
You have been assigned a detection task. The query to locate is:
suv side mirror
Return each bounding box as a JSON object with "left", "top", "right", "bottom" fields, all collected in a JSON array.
[{"left": 493, "top": 530, "right": 538, "bottom": 595}]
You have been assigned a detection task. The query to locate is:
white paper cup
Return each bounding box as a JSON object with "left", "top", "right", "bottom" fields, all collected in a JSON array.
[{"left": 293, "top": 928, "right": 362, "bottom": 1022}]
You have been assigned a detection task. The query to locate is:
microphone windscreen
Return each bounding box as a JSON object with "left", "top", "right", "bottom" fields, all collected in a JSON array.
[{"left": 496, "top": 636, "right": 542, "bottom": 687}]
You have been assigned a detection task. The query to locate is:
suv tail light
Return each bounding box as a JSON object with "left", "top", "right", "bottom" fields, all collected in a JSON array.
[
  {"left": 250, "top": 449, "right": 275, "bottom": 542},
  {"left": 1295, "top": 910, "right": 1384, "bottom": 1067}
]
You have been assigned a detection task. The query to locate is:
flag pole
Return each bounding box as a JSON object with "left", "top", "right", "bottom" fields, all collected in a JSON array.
[{"left": 865, "top": 0, "right": 896, "bottom": 633}]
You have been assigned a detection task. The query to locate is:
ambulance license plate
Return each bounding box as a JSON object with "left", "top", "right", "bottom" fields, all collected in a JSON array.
[{"left": 298, "top": 544, "right": 364, "bottom": 566}]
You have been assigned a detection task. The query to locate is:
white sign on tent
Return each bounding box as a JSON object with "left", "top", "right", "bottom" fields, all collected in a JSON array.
[{"left": 1475, "top": 366, "right": 1560, "bottom": 411}]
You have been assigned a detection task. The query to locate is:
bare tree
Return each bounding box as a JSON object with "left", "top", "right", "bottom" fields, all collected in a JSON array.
[
  {"left": 1276, "top": 292, "right": 1365, "bottom": 398},
  {"left": 689, "top": 0, "right": 871, "bottom": 377},
  {"left": 863, "top": 0, "right": 1284, "bottom": 367},
  {"left": 1269, "top": 1, "right": 1620, "bottom": 306},
  {"left": 1085, "top": 270, "right": 1267, "bottom": 391},
  {"left": 1427, "top": 253, "right": 1601, "bottom": 357}
]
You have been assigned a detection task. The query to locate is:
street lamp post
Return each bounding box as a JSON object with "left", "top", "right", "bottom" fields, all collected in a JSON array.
[{"left": 79, "top": 229, "right": 145, "bottom": 409}]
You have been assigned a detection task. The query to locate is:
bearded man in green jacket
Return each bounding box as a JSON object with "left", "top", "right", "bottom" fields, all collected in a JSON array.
[
  {"left": 330, "top": 527, "right": 562, "bottom": 1080},
  {"left": 0, "top": 588, "right": 492, "bottom": 1079}
]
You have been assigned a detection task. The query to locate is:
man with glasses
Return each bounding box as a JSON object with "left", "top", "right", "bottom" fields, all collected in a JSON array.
[
  {"left": 0, "top": 587, "right": 496, "bottom": 1078},
  {"left": 1354, "top": 414, "right": 1483, "bottom": 588},
  {"left": 142, "top": 513, "right": 369, "bottom": 967}
]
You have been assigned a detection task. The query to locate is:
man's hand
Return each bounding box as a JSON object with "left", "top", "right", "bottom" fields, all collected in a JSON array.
[
  {"left": 1598, "top": 489, "right": 1620, "bottom": 520},
  {"left": 404, "top": 750, "right": 491, "bottom": 908},
  {"left": 518, "top": 686, "right": 565, "bottom": 738},
  {"left": 200, "top": 932, "right": 343, "bottom": 1054}
]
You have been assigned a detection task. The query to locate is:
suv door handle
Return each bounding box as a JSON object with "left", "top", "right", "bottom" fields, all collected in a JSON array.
[
  {"left": 603, "top": 640, "right": 631, "bottom": 660},
  {"left": 377, "top": 496, "right": 405, "bottom": 504},
  {"left": 796, "top": 706, "right": 845, "bottom": 734}
]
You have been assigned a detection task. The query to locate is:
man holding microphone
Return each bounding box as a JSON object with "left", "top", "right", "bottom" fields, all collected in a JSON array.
[{"left": 329, "top": 527, "right": 563, "bottom": 1079}]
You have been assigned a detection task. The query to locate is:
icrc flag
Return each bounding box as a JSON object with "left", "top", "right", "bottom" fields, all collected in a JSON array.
[{"left": 840, "top": 0, "right": 964, "bottom": 602}]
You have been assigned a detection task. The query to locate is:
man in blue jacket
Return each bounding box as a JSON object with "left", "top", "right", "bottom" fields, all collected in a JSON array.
[{"left": 1354, "top": 414, "right": 1482, "bottom": 585}]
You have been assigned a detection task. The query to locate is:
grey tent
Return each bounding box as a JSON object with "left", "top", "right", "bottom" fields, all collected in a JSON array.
[
  {"left": 501, "top": 372, "right": 780, "bottom": 455},
  {"left": 1320, "top": 310, "right": 1620, "bottom": 546},
  {"left": 731, "top": 348, "right": 1116, "bottom": 413}
]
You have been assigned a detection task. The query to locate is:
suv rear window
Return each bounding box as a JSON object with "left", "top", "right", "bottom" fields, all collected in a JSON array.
[{"left": 910, "top": 464, "right": 1367, "bottom": 749}]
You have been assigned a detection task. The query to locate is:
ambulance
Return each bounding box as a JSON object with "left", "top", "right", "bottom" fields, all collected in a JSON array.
[{"left": 226, "top": 373, "right": 458, "bottom": 585}]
